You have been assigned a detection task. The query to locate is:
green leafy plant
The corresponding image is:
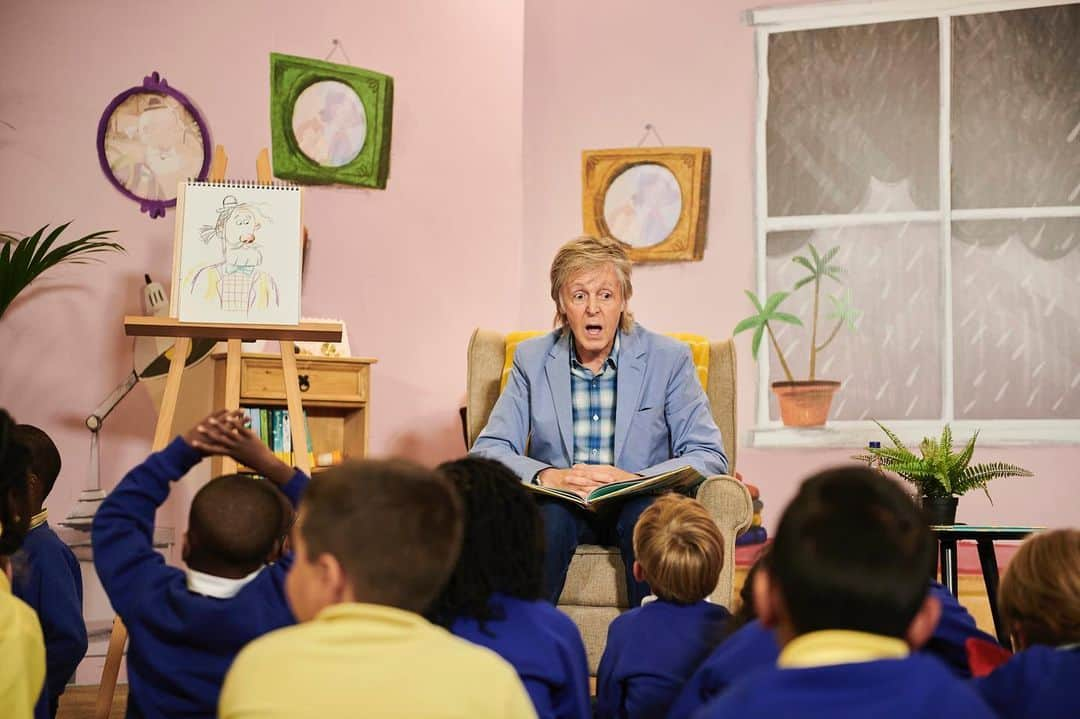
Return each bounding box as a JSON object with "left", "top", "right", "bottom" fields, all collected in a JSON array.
[
  {"left": 0, "top": 223, "right": 123, "bottom": 320},
  {"left": 853, "top": 420, "right": 1033, "bottom": 501},
  {"left": 734, "top": 243, "right": 859, "bottom": 382}
]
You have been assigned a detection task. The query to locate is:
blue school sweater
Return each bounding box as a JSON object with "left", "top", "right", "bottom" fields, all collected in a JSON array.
[
  {"left": 974, "top": 644, "right": 1080, "bottom": 718},
  {"left": 596, "top": 599, "right": 730, "bottom": 719},
  {"left": 925, "top": 580, "right": 1000, "bottom": 677},
  {"left": 451, "top": 593, "right": 591, "bottom": 719},
  {"left": 91, "top": 438, "right": 305, "bottom": 719},
  {"left": 12, "top": 521, "right": 88, "bottom": 719},
  {"left": 667, "top": 619, "right": 778, "bottom": 719},
  {"left": 669, "top": 583, "right": 999, "bottom": 719},
  {"left": 694, "top": 652, "right": 995, "bottom": 719}
]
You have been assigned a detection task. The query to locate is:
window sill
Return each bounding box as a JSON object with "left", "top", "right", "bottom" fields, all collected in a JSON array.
[{"left": 748, "top": 420, "right": 1080, "bottom": 449}]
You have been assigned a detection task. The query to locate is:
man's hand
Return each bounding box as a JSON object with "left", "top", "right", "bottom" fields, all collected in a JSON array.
[
  {"left": 184, "top": 410, "right": 295, "bottom": 486},
  {"left": 537, "top": 464, "right": 637, "bottom": 498}
]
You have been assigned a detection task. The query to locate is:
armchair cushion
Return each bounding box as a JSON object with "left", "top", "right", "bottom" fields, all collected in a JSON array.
[{"left": 499, "top": 330, "right": 710, "bottom": 393}]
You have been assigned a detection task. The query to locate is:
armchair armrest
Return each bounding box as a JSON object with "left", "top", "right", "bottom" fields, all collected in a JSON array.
[{"left": 697, "top": 474, "right": 754, "bottom": 608}]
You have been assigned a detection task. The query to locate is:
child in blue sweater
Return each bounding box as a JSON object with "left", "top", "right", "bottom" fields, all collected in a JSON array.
[
  {"left": 596, "top": 493, "right": 730, "bottom": 719},
  {"left": 669, "top": 581, "right": 996, "bottom": 718},
  {"left": 428, "top": 457, "right": 591, "bottom": 719},
  {"left": 974, "top": 528, "right": 1080, "bottom": 718},
  {"left": 92, "top": 409, "right": 305, "bottom": 719},
  {"left": 696, "top": 466, "right": 995, "bottom": 719},
  {"left": 1, "top": 408, "right": 47, "bottom": 719},
  {"left": 9, "top": 425, "right": 87, "bottom": 719}
]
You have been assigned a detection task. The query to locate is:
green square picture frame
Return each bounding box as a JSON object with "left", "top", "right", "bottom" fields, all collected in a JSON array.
[{"left": 269, "top": 52, "right": 393, "bottom": 188}]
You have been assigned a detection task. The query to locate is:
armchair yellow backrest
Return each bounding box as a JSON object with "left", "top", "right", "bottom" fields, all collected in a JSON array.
[{"left": 499, "top": 331, "right": 710, "bottom": 392}]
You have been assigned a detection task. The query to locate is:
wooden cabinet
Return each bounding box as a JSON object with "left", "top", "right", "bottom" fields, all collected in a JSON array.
[{"left": 211, "top": 351, "right": 376, "bottom": 475}]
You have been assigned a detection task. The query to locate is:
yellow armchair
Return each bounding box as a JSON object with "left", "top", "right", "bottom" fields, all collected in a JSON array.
[{"left": 465, "top": 329, "right": 753, "bottom": 672}]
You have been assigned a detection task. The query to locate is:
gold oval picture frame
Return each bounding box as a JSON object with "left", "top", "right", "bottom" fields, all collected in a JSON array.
[{"left": 582, "top": 146, "right": 711, "bottom": 263}]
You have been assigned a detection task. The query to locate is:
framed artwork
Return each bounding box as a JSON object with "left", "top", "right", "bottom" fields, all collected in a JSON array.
[
  {"left": 269, "top": 53, "right": 394, "bottom": 189},
  {"left": 96, "top": 71, "right": 211, "bottom": 219},
  {"left": 171, "top": 181, "right": 304, "bottom": 326},
  {"left": 582, "top": 147, "right": 711, "bottom": 263}
]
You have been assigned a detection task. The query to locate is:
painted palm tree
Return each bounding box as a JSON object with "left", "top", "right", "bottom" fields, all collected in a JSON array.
[
  {"left": 733, "top": 290, "right": 802, "bottom": 382},
  {"left": 0, "top": 223, "right": 123, "bottom": 320},
  {"left": 792, "top": 244, "right": 845, "bottom": 380}
]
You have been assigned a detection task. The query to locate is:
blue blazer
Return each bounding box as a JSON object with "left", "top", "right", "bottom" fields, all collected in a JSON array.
[{"left": 471, "top": 323, "right": 728, "bottom": 482}]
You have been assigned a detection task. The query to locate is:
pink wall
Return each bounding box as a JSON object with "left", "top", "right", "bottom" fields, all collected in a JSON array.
[
  {"left": 0, "top": 0, "right": 525, "bottom": 532},
  {"left": 521, "top": 0, "right": 1080, "bottom": 530},
  {"left": 1, "top": 0, "right": 1076, "bottom": 546}
]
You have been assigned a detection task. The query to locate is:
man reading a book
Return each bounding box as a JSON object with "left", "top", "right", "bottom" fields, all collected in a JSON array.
[{"left": 471, "top": 235, "right": 728, "bottom": 606}]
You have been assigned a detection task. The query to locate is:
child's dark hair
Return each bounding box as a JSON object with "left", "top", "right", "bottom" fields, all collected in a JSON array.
[
  {"left": 12, "top": 424, "right": 62, "bottom": 503},
  {"left": 427, "top": 457, "right": 544, "bottom": 628},
  {"left": 187, "top": 474, "right": 285, "bottom": 574},
  {"left": 770, "top": 466, "right": 935, "bottom": 639},
  {"left": 300, "top": 458, "right": 463, "bottom": 614},
  {"left": 0, "top": 409, "right": 32, "bottom": 556}
]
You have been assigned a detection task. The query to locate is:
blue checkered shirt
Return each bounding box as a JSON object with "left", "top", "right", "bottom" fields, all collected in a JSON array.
[{"left": 570, "top": 333, "right": 619, "bottom": 465}]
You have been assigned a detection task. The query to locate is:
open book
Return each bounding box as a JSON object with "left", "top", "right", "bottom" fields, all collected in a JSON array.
[{"left": 526, "top": 465, "right": 704, "bottom": 508}]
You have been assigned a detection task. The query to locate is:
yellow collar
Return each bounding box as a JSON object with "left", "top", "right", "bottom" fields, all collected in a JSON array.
[
  {"left": 29, "top": 509, "right": 48, "bottom": 531},
  {"left": 779, "top": 630, "right": 909, "bottom": 669},
  {"left": 315, "top": 602, "right": 430, "bottom": 628}
]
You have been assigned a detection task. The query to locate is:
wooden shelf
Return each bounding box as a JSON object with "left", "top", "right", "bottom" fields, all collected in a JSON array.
[{"left": 211, "top": 352, "right": 375, "bottom": 476}]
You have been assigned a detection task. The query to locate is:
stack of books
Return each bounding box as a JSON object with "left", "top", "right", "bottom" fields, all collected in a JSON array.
[{"left": 736, "top": 476, "right": 768, "bottom": 546}]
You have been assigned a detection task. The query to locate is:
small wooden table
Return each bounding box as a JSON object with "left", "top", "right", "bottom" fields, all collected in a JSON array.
[{"left": 932, "top": 525, "right": 1042, "bottom": 646}]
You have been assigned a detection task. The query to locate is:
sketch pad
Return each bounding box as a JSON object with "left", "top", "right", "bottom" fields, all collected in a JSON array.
[{"left": 171, "top": 180, "right": 303, "bottom": 326}]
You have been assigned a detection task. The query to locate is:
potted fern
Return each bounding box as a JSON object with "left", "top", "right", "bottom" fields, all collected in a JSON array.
[
  {"left": 0, "top": 223, "right": 123, "bottom": 320},
  {"left": 854, "top": 421, "right": 1034, "bottom": 525},
  {"left": 734, "top": 243, "right": 858, "bottom": 426}
]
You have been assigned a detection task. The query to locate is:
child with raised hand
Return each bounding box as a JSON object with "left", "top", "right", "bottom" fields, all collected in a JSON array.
[
  {"left": 91, "top": 409, "right": 304, "bottom": 719},
  {"left": 9, "top": 424, "right": 87, "bottom": 719},
  {"left": 974, "top": 528, "right": 1080, "bottom": 718},
  {"left": 1, "top": 408, "right": 46, "bottom": 719},
  {"left": 595, "top": 492, "right": 730, "bottom": 719},
  {"left": 696, "top": 466, "right": 995, "bottom": 719},
  {"left": 428, "top": 456, "right": 590, "bottom": 719},
  {"left": 219, "top": 457, "right": 537, "bottom": 719}
]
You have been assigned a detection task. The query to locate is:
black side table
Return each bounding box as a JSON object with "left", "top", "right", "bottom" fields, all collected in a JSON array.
[{"left": 931, "top": 525, "right": 1041, "bottom": 646}]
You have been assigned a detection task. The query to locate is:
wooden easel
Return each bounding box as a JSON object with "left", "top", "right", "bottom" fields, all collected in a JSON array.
[{"left": 94, "top": 147, "right": 341, "bottom": 719}]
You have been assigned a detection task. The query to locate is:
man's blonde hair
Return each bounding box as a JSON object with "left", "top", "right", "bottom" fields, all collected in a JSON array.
[
  {"left": 999, "top": 528, "right": 1080, "bottom": 649},
  {"left": 633, "top": 493, "right": 724, "bottom": 604},
  {"left": 549, "top": 236, "right": 634, "bottom": 333}
]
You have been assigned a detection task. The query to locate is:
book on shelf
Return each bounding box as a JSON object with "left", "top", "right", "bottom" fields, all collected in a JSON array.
[
  {"left": 526, "top": 464, "right": 704, "bottom": 508},
  {"left": 237, "top": 407, "right": 326, "bottom": 471}
]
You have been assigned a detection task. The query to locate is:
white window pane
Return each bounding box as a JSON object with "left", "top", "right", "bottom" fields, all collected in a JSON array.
[
  {"left": 953, "top": 6, "right": 1080, "bottom": 209},
  {"left": 767, "top": 19, "right": 939, "bottom": 217},
  {"left": 765, "top": 225, "right": 942, "bottom": 421},
  {"left": 952, "top": 220, "right": 1080, "bottom": 419}
]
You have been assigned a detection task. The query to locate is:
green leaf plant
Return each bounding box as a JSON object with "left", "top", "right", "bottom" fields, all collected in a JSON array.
[
  {"left": 0, "top": 223, "right": 124, "bottom": 320},
  {"left": 734, "top": 243, "right": 859, "bottom": 382},
  {"left": 852, "top": 420, "right": 1034, "bottom": 502}
]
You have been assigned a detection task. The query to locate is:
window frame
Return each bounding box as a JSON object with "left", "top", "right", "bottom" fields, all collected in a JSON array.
[{"left": 747, "top": 0, "right": 1080, "bottom": 447}]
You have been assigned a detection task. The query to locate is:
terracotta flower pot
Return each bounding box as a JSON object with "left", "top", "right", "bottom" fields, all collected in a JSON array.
[{"left": 771, "top": 380, "right": 841, "bottom": 427}]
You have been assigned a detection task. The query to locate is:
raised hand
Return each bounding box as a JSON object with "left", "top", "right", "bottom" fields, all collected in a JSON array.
[{"left": 183, "top": 410, "right": 294, "bottom": 485}]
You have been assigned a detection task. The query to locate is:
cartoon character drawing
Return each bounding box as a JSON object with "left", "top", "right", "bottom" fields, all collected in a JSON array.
[{"left": 186, "top": 195, "right": 280, "bottom": 314}]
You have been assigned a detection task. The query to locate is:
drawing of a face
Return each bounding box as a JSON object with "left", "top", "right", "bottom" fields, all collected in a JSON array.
[{"left": 222, "top": 206, "right": 263, "bottom": 269}]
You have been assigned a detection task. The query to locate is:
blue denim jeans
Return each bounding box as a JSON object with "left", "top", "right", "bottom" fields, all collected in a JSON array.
[{"left": 535, "top": 494, "right": 658, "bottom": 608}]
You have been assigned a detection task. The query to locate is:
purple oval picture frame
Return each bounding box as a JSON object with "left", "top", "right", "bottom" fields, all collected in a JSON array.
[{"left": 96, "top": 72, "right": 211, "bottom": 219}]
